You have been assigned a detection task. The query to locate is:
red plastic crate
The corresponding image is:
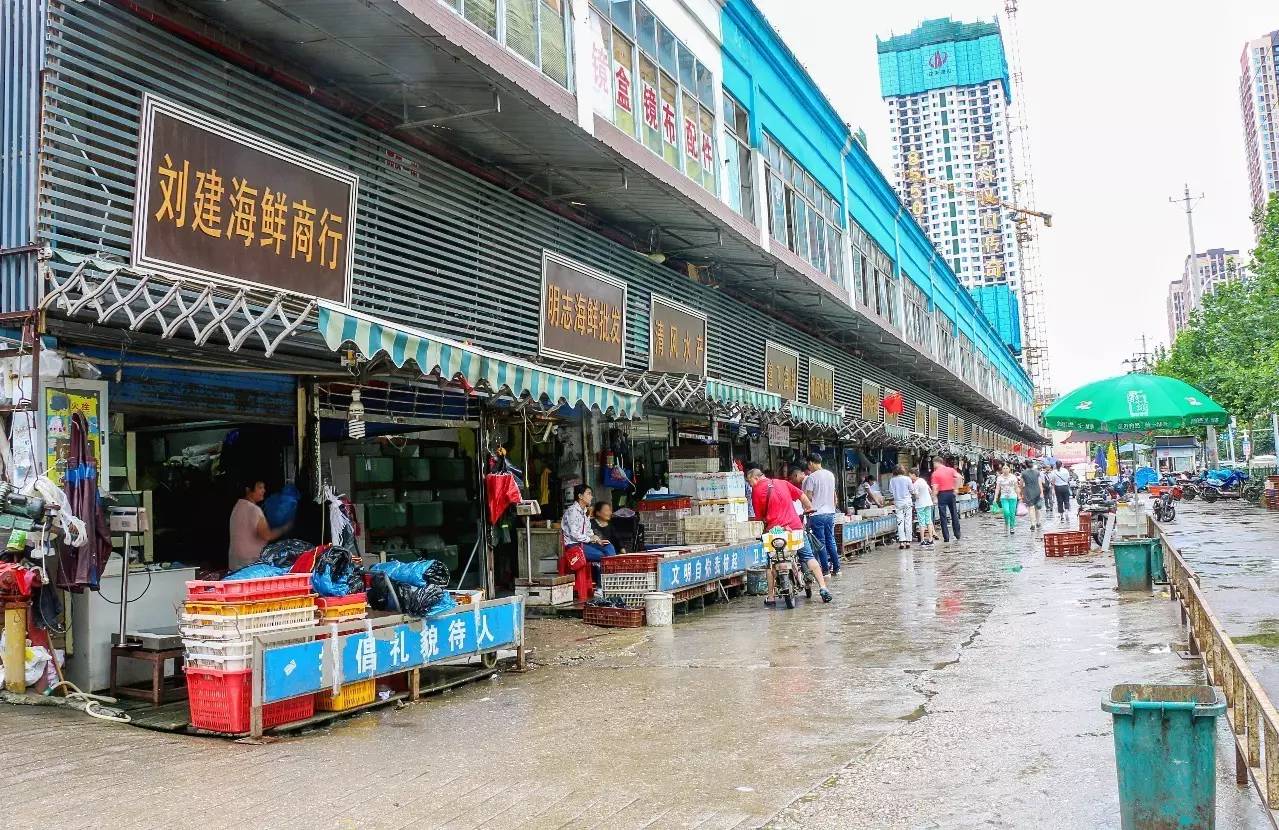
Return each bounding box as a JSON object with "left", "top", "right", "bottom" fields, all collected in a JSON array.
[
  {"left": 186, "top": 573, "right": 313, "bottom": 602},
  {"left": 601, "top": 554, "right": 661, "bottom": 573},
  {"left": 315, "top": 593, "right": 366, "bottom": 610},
  {"left": 1077, "top": 514, "right": 1092, "bottom": 535},
  {"left": 185, "top": 667, "right": 315, "bottom": 734},
  {"left": 638, "top": 497, "right": 691, "bottom": 511},
  {"left": 582, "top": 605, "right": 646, "bottom": 628},
  {"left": 1044, "top": 530, "right": 1091, "bottom": 557}
]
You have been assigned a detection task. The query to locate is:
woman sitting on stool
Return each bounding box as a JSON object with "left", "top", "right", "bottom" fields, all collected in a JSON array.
[{"left": 560, "top": 484, "right": 615, "bottom": 600}]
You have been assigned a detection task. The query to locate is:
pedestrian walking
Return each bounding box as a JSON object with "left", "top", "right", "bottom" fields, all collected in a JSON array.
[
  {"left": 930, "top": 457, "right": 962, "bottom": 542},
  {"left": 1018, "top": 464, "right": 1044, "bottom": 532},
  {"left": 910, "top": 469, "right": 935, "bottom": 547},
  {"left": 1049, "top": 461, "right": 1072, "bottom": 521},
  {"left": 1040, "top": 466, "right": 1054, "bottom": 518},
  {"left": 890, "top": 465, "right": 914, "bottom": 549},
  {"left": 803, "top": 453, "right": 840, "bottom": 577},
  {"left": 994, "top": 463, "right": 1020, "bottom": 534},
  {"left": 745, "top": 464, "right": 832, "bottom": 604}
]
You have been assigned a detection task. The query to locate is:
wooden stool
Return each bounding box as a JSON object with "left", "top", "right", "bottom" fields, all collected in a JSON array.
[{"left": 109, "top": 645, "right": 187, "bottom": 706}]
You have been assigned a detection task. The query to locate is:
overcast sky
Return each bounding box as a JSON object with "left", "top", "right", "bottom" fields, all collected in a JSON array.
[{"left": 755, "top": 0, "right": 1276, "bottom": 396}]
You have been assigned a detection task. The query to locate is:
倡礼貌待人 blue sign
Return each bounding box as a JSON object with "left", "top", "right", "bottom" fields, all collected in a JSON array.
[{"left": 260, "top": 599, "right": 522, "bottom": 704}]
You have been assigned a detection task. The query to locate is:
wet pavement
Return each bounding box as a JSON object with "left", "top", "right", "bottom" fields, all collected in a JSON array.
[
  {"left": 1160, "top": 499, "right": 1279, "bottom": 708},
  {"left": 2, "top": 511, "right": 1270, "bottom": 829}
]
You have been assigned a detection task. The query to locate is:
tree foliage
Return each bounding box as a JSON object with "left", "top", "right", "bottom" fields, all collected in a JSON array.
[{"left": 1156, "top": 193, "right": 1279, "bottom": 421}]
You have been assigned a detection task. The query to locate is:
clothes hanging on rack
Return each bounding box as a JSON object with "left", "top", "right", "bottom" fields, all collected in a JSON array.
[{"left": 56, "top": 413, "right": 111, "bottom": 592}]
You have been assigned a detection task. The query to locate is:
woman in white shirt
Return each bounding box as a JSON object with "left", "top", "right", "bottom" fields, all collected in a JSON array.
[
  {"left": 1049, "top": 461, "right": 1073, "bottom": 520},
  {"left": 910, "top": 470, "right": 935, "bottom": 547},
  {"left": 993, "top": 463, "right": 1021, "bottom": 535},
  {"left": 889, "top": 465, "right": 914, "bottom": 549}
]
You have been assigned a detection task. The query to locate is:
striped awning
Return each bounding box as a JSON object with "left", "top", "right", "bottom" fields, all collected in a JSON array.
[
  {"left": 318, "top": 304, "right": 641, "bottom": 418},
  {"left": 787, "top": 402, "right": 842, "bottom": 429},
  {"left": 704, "top": 379, "right": 783, "bottom": 413}
]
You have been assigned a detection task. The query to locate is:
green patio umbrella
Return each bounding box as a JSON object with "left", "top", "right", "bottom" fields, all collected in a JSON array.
[
  {"left": 1042, "top": 374, "right": 1229, "bottom": 474},
  {"left": 1042, "top": 374, "right": 1228, "bottom": 433}
]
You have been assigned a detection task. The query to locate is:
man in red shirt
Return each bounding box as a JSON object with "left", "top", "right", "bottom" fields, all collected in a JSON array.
[
  {"left": 746, "top": 465, "right": 832, "bottom": 605},
  {"left": 930, "top": 457, "right": 962, "bottom": 543}
]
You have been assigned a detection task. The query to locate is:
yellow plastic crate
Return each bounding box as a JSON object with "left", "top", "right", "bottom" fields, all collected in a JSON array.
[
  {"left": 315, "top": 678, "right": 377, "bottom": 712},
  {"left": 184, "top": 594, "right": 316, "bottom": 617}
]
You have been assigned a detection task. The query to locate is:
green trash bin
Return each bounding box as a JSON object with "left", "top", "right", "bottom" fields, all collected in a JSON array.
[
  {"left": 1102, "top": 684, "right": 1226, "bottom": 829},
  {"left": 1112, "top": 538, "right": 1155, "bottom": 592}
]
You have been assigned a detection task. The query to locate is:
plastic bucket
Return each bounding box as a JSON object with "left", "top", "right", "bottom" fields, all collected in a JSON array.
[
  {"left": 1102, "top": 684, "right": 1225, "bottom": 829},
  {"left": 644, "top": 592, "right": 673, "bottom": 627},
  {"left": 746, "top": 567, "right": 768, "bottom": 596},
  {"left": 1112, "top": 538, "right": 1154, "bottom": 592}
]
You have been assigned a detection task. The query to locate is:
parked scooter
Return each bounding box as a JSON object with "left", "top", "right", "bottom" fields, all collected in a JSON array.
[
  {"left": 1153, "top": 490, "right": 1176, "bottom": 522},
  {"left": 765, "top": 529, "right": 811, "bottom": 609}
]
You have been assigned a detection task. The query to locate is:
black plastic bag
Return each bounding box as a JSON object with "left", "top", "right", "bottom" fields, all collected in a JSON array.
[
  {"left": 392, "top": 582, "right": 445, "bottom": 616},
  {"left": 259, "top": 538, "right": 313, "bottom": 569}
]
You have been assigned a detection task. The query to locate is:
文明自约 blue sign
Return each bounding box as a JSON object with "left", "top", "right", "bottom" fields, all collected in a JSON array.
[{"left": 657, "top": 542, "right": 765, "bottom": 592}]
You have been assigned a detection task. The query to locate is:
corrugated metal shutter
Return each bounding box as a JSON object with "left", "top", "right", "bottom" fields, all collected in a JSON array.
[
  {"left": 0, "top": 0, "right": 44, "bottom": 311},
  {"left": 38, "top": 0, "right": 1017, "bottom": 444}
]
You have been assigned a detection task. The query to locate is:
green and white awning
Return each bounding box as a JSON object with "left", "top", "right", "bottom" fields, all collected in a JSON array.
[
  {"left": 318, "top": 304, "right": 641, "bottom": 418},
  {"left": 787, "top": 402, "right": 842, "bottom": 429},
  {"left": 704, "top": 379, "right": 783, "bottom": 413}
]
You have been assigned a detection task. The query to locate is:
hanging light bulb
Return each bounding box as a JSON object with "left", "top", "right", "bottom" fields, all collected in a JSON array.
[{"left": 348, "top": 388, "right": 366, "bottom": 439}]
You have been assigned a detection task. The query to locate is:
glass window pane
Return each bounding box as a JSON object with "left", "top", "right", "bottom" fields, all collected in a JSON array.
[
  {"left": 681, "top": 91, "right": 701, "bottom": 181},
  {"left": 677, "top": 43, "right": 696, "bottom": 89},
  {"left": 699, "top": 106, "right": 715, "bottom": 191},
  {"left": 659, "top": 71, "right": 681, "bottom": 168},
  {"left": 506, "top": 0, "right": 538, "bottom": 64},
  {"left": 539, "top": 0, "right": 569, "bottom": 87},
  {"left": 696, "top": 62, "right": 714, "bottom": 103},
  {"left": 737, "top": 138, "right": 755, "bottom": 224},
  {"left": 769, "top": 173, "right": 787, "bottom": 243},
  {"left": 639, "top": 57, "right": 661, "bottom": 153},
  {"left": 658, "top": 23, "right": 677, "bottom": 74},
  {"left": 723, "top": 133, "right": 742, "bottom": 213},
  {"left": 465, "top": 0, "right": 498, "bottom": 37},
  {"left": 609, "top": 0, "right": 634, "bottom": 36},
  {"left": 636, "top": 3, "right": 657, "bottom": 54}
]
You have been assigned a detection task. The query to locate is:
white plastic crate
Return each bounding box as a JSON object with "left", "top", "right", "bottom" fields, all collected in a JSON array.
[
  {"left": 668, "top": 458, "right": 720, "bottom": 474},
  {"left": 178, "top": 606, "right": 317, "bottom": 640},
  {"left": 183, "top": 631, "right": 313, "bottom": 670},
  {"left": 602, "top": 572, "right": 658, "bottom": 595},
  {"left": 681, "top": 514, "right": 733, "bottom": 531}
]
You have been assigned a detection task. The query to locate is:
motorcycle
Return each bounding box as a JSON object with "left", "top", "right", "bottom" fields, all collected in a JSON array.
[
  {"left": 1153, "top": 490, "right": 1176, "bottom": 522},
  {"left": 1199, "top": 469, "right": 1248, "bottom": 503},
  {"left": 765, "top": 530, "right": 811, "bottom": 609}
]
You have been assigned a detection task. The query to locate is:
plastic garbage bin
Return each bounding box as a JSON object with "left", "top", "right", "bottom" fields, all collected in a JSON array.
[
  {"left": 1112, "top": 538, "right": 1155, "bottom": 592},
  {"left": 1102, "top": 684, "right": 1226, "bottom": 830}
]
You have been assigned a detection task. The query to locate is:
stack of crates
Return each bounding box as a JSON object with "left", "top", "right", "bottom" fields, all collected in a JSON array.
[
  {"left": 638, "top": 496, "right": 691, "bottom": 546},
  {"left": 181, "top": 574, "right": 317, "bottom": 734},
  {"left": 669, "top": 472, "right": 749, "bottom": 543},
  {"left": 313, "top": 592, "right": 375, "bottom": 712}
]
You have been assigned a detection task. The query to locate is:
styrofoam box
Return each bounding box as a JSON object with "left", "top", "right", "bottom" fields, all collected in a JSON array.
[{"left": 516, "top": 577, "right": 574, "bottom": 606}]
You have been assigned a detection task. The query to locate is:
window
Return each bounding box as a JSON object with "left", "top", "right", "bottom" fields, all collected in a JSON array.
[
  {"left": 903, "top": 278, "right": 928, "bottom": 347},
  {"left": 452, "top": 0, "right": 570, "bottom": 88},
  {"left": 590, "top": 2, "right": 716, "bottom": 191},
  {"left": 763, "top": 134, "right": 845, "bottom": 284}
]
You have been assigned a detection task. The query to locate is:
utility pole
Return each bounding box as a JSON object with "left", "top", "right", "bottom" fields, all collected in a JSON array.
[
  {"left": 1170, "top": 184, "right": 1217, "bottom": 468},
  {"left": 1123, "top": 334, "right": 1154, "bottom": 374}
]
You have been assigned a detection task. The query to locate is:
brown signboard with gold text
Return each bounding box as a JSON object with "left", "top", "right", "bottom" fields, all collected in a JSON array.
[
  {"left": 132, "top": 94, "right": 358, "bottom": 304},
  {"left": 764, "top": 342, "right": 799, "bottom": 400},
  {"left": 649, "top": 295, "right": 707, "bottom": 375},
  {"left": 808, "top": 358, "right": 835, "bottom": 410},
  {"left": 539, "top": 251, "right": 627, "bottom": 367}
]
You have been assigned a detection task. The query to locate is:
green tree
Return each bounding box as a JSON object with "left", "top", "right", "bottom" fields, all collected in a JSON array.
[{"left": 1156, "top": 193, "right": 1279, "bottom": 421}]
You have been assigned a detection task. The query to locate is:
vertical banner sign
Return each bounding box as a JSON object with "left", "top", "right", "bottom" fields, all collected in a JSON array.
[
  {"left": 589, "top": 12, "right": 613, "bottom": 117},
  {"left": 763, "top": 342, "right": 799, "bottom": 401},
  {"left": 683, "top": 114, "right": 700, "bottom": 164},
  {"left": 613, "top": 61, "right": 633, "bottom": 115},
  {"left": 649, "top": 296, "right": 707, "bottom": 375},
  {"left": 641, "top": 79, "right": 660, "bottom": 133},
  {"left": 861, "top": 380, "right": 882, "bottom": 423},
  {"left": 132, "top": 95, "right": 358, "bottom": 303},
  {"left": 808, "top": 358, "right": 835, "bottom": 411},
  {"left": 915, "top": 400, "right": 927, "bottom": 435},
  {"left": 539, "top": 251, "right": 627, "bottom": 367},
  {"left": 928, "top": 406, "right": 940, "bottom": 439}
]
